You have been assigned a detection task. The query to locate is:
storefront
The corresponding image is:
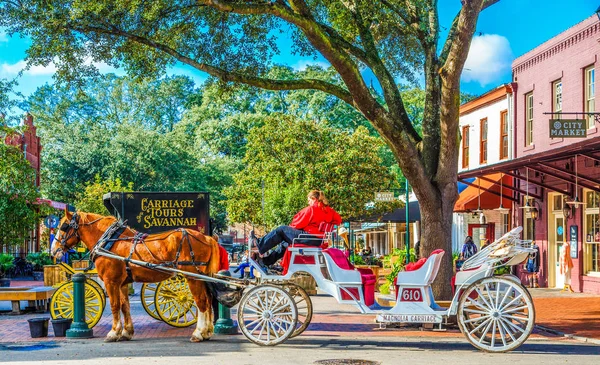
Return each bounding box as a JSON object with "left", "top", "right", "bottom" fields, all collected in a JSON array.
[{"left": 458, "top": 139, "right": 600, "bottom": 294}]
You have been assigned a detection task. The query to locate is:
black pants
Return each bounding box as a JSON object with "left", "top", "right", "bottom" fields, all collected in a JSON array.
[{"left": 258, "top": 225, "right": 322, "bottom": 266}]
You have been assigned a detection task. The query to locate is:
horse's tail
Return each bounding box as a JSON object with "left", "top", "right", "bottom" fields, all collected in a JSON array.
[{"left": 207, "top": 235, "right": 221, "bottom": 275}]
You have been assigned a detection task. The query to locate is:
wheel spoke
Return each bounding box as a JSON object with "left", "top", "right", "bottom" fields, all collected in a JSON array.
[
  {"left": 499, "top": 317, "right": 526, "bottom": 334},
  {"left": 463, "top": 315, "right": 490, "bottom": 325},
  {"left": 490, "top": 320, "right": 497, "bottom": 347},
  {"left": 463, "top": 308, "right": 490, "bottom": 315},
  {"left": 469, "top": 316, "right": 492, "bottom": 336},
  {"left": 496, "top": 319, "right": 509, "bottom": 347},
  {"left": 466, "top": 297, "right": 490, "bottom": 311},
  {"left": 478, "top": 319, "right": 494, "bottom": 343},
  {"left": 500, "top": 293, "right": 523, "bottom": 311},
  {"left": 503, "top": 305, "right": 529, "bottom": 314},
  {"left": 474, "top": 287, "right": 494, "bottom": 310},
  {"left": 498, "top": 318, "right": 517, "bottom": 342}
]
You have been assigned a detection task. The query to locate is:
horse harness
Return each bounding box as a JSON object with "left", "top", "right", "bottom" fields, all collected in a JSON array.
[{"left": 88, "top": 220, "right": 209, "bottom": 282}]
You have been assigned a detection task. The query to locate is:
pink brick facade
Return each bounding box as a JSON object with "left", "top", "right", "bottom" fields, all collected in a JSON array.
[{"left": 512, "top": 15, "right": 600, "bottom": 294}]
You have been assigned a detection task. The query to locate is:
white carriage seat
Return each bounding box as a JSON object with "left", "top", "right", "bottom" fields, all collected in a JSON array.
[{"left": 395, "top": 249, "right": 445, "bottom": 286}]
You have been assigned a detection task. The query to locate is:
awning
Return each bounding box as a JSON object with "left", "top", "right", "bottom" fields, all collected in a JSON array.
[
  {"left": 380, "top": 201, "right": 421, "bottom": 223},
  {"left": 454, "top": 173, "right": 513, "bottom": 212}
]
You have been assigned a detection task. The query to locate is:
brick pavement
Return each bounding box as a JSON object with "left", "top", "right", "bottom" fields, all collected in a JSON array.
[{"left": 1, "top": 280, "right": 596, "bottom": 343}]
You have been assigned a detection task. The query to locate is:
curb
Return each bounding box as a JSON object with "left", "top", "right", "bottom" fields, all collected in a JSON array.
[{"left": 535, "top": 325, "right": 600, "bottom": 345}]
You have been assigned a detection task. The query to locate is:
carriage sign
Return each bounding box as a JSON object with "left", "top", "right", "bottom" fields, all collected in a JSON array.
[{"left": 103, "top": 192, "right": 210, "bottom": 234}]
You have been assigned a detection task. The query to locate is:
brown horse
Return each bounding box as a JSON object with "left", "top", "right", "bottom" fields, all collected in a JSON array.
[{"left": 51, "top": 210, "right": 221, "bottom": 342}]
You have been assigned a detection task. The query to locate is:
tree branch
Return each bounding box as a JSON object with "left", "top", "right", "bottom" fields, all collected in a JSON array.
[{"left": 67, "top": 24, "right": 355, "bottom": 105}]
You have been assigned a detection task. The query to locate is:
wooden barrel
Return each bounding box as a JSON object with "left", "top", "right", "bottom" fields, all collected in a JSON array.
[
  {"left": 291, "top": 273, "right": 317, "bottom": 296},
  {"left": 43, "top": 265, "right": 68, "bottom": 287}
]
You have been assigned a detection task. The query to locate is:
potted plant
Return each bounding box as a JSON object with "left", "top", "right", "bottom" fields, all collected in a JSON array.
[
  {"left": 0, "top": 253, "right": 15, "bottom": 287},
  {"left": 26, "top": 252, "right": 52, "bottom": 282}
]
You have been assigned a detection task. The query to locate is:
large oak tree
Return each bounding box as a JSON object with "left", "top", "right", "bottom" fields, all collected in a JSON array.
[{"left": 0, "top": 0, "right": 496, "bottom": 298}]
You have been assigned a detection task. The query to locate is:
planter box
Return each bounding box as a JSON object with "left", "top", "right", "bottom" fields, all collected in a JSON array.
[
  {"left": 290, "top": 273, "right": 317, "bottom": 295},
  {"left": 72, "top": 260, "right": 90, "bottom": 270},
  {"left": 43, "top": 265, "right": 67, "bottom": 287}
]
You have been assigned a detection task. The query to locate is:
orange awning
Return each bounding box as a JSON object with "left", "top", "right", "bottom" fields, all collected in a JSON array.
[{"left": 454, "top": 173, "right": 513, "bottom": 212}]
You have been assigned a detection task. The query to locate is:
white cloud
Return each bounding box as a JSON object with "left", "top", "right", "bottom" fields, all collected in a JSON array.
[
  {"left": 0, "top": 60, "right": 57, "bottom": 77},
  {"left": 0, "top": 57, "right": 119, "bottom": 78},
  {"left": 292, "top": 59, "right": 330, "bottom": 71},
  {"left": 0, "top": 30, "right": 8, "bottom": 43},
  {"left": 462, "top": 34, "right": 513, "bottom": 87}
]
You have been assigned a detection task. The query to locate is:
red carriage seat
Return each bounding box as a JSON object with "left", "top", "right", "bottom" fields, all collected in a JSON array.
[
  {"left": 281, "top": 223, "right": 335, "bottom": 275},
  {"left": 323, "top": 248, "right": 375, "bottom": 306},
  {"left": 394, "top": 249, "right": 445, "bottom": 297}
]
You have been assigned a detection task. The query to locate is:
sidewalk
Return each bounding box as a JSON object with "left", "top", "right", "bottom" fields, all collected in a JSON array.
[
  {"left": 529, "top": 288, "right": 600, "bottom": 342},
  {"left": 1, "top": 280, "right": 598, "bottom": 343}
]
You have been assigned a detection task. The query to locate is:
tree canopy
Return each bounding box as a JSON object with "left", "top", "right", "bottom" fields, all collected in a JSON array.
[
  {"left": 225, "top": 114, "right": 399, "bottom": 227},
  {"left": 0, "top": 0, "right": 497, "bottom": 297}
]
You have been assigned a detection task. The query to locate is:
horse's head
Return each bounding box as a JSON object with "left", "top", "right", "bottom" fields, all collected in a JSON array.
[{"left": 51, "top": 209, "right": 82, "bottom": 260}]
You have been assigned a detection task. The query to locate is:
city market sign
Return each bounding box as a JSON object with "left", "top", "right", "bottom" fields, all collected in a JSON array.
[
  {"left": 549, "top": 119, "right": 587, "bottom": 138},
  {"left": 375, "top": 191, "right": 395, "bottom": 202}
]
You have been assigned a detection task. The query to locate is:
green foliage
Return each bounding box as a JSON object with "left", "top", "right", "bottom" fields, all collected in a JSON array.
[
  {"left": 0, "top": 138, "right": 43, "bottom": 248},
  {"left": 379, "top": 281, "right": 391, "bottom": 295},
  {"left": 225, "top": 114, "right": 397, "bottom": 227},
  {"left": 494, "top": 266, "right": 511, "bottom": 276},
  {"left": 349, "top": 254, "right": 365, "bottom": 266},
  {"left": 0, "top": 253, "right": 15, "bottom": 278},
  {"left": 74, "top": 176, "right": 134, "bottom": 215},
  {"left": 26, "top": 252, "right": 53, "bottom": 271},
  {"left": 385, "top": 260, "right": 405, "bottom": 284}
]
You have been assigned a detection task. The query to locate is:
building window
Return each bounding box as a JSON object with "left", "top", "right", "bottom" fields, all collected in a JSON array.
[
  {"left": 585, "top": 66, "right": 595, "bottom": 129},
  {"left": 553, "top": 194, "right": 564, "bottom": 211},
  {"left": 584, "top": 190, "right": 600, "bottom": 274},
  {"left": 462, "top": 126, "right": 469, "bottom": 168},
  {"left": 501, "top": 213, "right": 510, "bottom": 235},
  {"left": 553, "top": 80, "right": 562, "bottom": 115},
  {"left": 480, "top": 118, "right": 488, "bottom": 164},
  {"left": 526, "top": 92, "right": 534, "bottom": 146},
  {"left": 500, "top": 110, "right": 508, "bottom": 160}
]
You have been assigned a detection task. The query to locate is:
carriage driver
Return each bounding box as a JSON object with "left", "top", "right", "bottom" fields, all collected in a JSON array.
[{"left": 251, "top": 190, "right": 342, "bottom": 268}]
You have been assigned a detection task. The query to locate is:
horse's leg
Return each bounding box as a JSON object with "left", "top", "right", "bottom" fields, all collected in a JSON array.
[
  {"left": 119, "top": 284, "right": 134, "bottom": 341},
  {"left": 105, "top": 281, "right": 123, "bottom": 342},
  {"left": 187, "top": 279, "right": 214, "bottom": 342}
]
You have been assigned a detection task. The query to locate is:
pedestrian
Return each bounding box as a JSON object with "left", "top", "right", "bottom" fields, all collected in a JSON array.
[
  {"left": 460, "top": 235, "right": 478, "bottom": 260},
  {"left": 251, "top": 190, "right": 341, "bottom": 268}
]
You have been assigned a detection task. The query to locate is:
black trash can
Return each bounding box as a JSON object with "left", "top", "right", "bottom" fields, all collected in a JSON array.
[
  {"left": 51, "top": 318, "right": 72, "bottom": 337},
  {"left": 27, "top": 317, "right": 50, "bottom": 338}
]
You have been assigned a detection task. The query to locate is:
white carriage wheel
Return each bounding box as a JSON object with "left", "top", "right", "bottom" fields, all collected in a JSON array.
[
  {"left": 279, "top": 283, "right": 313, "bottom": 338},
  {"left": 458, "top": 276, "right": 535, "bottom": 353},
  {"left": 237, "top": 284, "right": 298, "bottom": 346}
]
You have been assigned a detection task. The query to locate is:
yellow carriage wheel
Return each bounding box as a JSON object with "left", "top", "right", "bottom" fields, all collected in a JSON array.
[
  {"left": 140, "top": 283, "right": 161, "bottom": 321},
  {"left": 155, "top": 276, "right": 198, "bottom": 328},
  {"left": 86, "top": 278, "right": 106, "bottom": 303},
  {"left": 50, "top": 281, "right": 105, "bottom": 328}
]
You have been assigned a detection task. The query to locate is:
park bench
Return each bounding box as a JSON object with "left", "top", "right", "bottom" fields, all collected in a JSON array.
[{"left": 0, "top": 286, "right": 56, "bottom": 314}]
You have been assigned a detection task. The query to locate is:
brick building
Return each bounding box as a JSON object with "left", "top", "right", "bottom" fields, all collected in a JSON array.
[{"left": 458, "top": 14, "right": 600, "bottom": 294}]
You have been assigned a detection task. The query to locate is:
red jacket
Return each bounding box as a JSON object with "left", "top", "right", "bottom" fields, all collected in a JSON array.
[
  {"left": 218, "top": 245, "right": 229, "bottom": 271},
  {"left": 290, "top": 203, "right": 342, "bottom": 235}
]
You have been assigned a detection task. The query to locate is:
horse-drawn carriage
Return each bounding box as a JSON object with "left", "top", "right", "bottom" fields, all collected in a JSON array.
[
  {"left": 50, "top": 192, "right": 211, "bottom": 329},
  {"left": 52, "top": 199, "right": 535, "bottom": 352}
]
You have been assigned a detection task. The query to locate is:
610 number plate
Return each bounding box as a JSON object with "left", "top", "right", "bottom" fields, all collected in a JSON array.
[{"left": 400, "top": 288, "right": 423, "bottom": 302}]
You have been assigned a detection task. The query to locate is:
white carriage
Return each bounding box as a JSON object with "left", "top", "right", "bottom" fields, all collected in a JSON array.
[{"left": 237, "top": 226, "right": 536, "bottom": 353}]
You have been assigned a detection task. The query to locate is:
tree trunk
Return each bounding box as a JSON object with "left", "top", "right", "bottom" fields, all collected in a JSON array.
[{"left": 413, "top": 181, "right": 458, "bottom": 301}]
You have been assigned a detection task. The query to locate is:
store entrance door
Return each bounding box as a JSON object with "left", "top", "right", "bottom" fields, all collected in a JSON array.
[{"left": 553, "top": 215, "right": 566, "bottom": 288}]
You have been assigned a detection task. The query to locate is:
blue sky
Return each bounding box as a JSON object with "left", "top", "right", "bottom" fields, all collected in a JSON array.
[{"left": 0, "top": 0, "right": 598, "bottom": 100}]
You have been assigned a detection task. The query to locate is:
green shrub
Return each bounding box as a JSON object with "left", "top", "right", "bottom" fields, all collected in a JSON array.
[
  {"left": 26, "top": 252, "right": 53, "bottom": 271},
  {"left": 0, "top": 254, "right": 15, "bottom": 278}
]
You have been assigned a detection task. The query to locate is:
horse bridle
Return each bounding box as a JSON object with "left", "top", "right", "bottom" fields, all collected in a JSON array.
[{"left": 52, "top": 213, "right": 81, "bottom": 257}]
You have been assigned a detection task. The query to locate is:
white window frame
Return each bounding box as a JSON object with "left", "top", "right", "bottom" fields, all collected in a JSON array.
[
  {"left": 584, "top": 189, "right": 600, "bottom": 275},
  {"left": 526, "top": 93, "right": 534, "bottom": 146},
  {"left": 585, "top": 66, "right": 595, "bottom": 129}
]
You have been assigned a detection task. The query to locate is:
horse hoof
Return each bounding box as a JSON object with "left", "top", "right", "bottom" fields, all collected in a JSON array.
[
  {"left": 119, "top": 331, "right": 133, "bottom": 341},
  {"left": 105, "top": 335, "right": 119, "bottom": 343},
  {"left": 190, "top": 335, "right": 204, "bottom": 342}
]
